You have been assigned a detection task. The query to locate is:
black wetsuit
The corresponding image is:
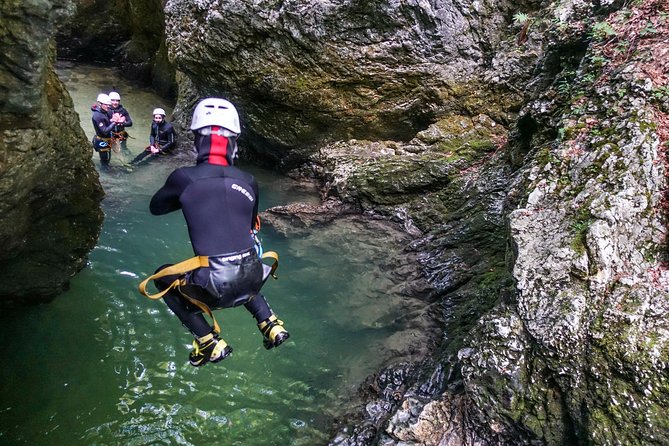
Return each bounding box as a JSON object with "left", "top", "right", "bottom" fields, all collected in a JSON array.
[
  {"left": 150, "top": 120, "right": 175, "bottom": 153},
  {"left": 150, "top": 130, "right": 272, "bottom": 337},
  {"left": 109, "top": 104, "right": 133, "bottom": 150},
  {"left": 132, "top": 120, "right": 176, "bottom": 165},
  {"left": 91, "top": 105, "right": 115, "bottom": 167},
  {"left": 151, "top": 164, "right": 258, "bottom": 254}
]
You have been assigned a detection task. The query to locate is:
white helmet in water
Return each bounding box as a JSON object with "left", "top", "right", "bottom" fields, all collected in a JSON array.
[
  {"left": 190, "top": 98, "right": 240, "bottom": 134},
  {"left": 109, "top": 91, "right": 121, "bottom": 101},
  {"left": 97, "top": 93, "right": 112, "bottom": 105},
  {"left": 152, "top": 108, "right": 166, "bottom": 116}
]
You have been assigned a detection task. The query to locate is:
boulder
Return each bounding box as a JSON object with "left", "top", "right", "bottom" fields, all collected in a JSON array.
[{"left": 0, "top": 0, "right": 104, "bottom": 305}]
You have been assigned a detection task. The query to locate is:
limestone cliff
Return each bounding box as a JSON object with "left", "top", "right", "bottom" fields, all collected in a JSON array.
[
  {"left": 458, "top": 2, "right": 669, "bottom": 443},
  {"left": 0, "top": 0, "right": 104, "bottom": 305},
  {"left": 164, "top": 0, "right": 535, "bottom": 168},
  {"left": 160, "top": 0, "right": 669, "bottom": 444},
  {"left": 318, "top": 1, "right": 669, "bottom": 444}
]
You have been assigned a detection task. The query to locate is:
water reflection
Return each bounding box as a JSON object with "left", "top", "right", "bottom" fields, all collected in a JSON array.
[{"left": 0, "top": 63, "right": 427, "bottom": 445}]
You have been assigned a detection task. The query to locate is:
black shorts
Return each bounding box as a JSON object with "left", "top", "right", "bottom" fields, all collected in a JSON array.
[{"left": 182, "top": 248, "right": 264, "bottom": 309}]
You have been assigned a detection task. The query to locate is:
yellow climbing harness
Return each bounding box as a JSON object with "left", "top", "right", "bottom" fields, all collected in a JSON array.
[{"left": 138, "top": 251, "right": 279, "bottom": 334}]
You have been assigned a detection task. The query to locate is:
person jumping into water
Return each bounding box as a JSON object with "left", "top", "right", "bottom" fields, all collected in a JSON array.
[{"left": 140, "top": 98, "right": 289, "bottom": 366}]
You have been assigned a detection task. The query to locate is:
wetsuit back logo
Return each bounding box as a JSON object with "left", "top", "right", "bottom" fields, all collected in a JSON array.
[{"left": 232, "top": 183, "right": 254, "bottom": 202}]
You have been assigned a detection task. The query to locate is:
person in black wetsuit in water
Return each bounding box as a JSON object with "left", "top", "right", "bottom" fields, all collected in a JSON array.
[
  {"left": 108, "top": 91, "right": 133, "bottom": 152},
  {"left": 91, "top": 93, "right": 120, "bottom": 170},
  {"left": 131, "top": 107, "right": 176, "bottom": 165},
  {"left": 147, "top": 98, "right": 289, "bottom": 367}
]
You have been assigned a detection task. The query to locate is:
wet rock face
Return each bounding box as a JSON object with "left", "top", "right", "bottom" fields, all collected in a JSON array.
[
  {"left": 0, "top": 0, "right": 104, "bottom": 305},
  {"left": 165, "top": 0, "right": 533, "bottom": 167},
  {"left": 56, "top": 0, "right": 176, "bottom": 98},
  {"left": 299, "top": 110, "right": 511, "bottom": 444},
  {"left": 55, "top": 0, "right": 128, "bottom": 64},
  {"left": 310, "top": 1, "right": 669, "bottom": 444},
  {"left": 458, "top": 1, "right": 669, "bottom": 444}
]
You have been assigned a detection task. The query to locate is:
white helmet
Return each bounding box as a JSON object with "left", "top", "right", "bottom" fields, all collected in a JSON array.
[
  {"left": 97, "top": 93, "right": 112, "bottom": 105},
  {"left": 109, "top": 91, "right": 121, "bottom": 101},
  {"left": 190, "top": 98, "right": 240, "bottom": 134},
  {"left": 152, "top": 108, "right": 166, "bottom": 116}
]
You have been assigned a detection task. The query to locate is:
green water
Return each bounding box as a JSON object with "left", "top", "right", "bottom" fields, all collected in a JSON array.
[{"left": 0, "top": 64, "right": 420, "bottom": 445}]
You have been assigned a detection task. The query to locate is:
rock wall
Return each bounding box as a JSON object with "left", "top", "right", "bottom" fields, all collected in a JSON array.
[
  {"left": 165, "top": 0, "right": 539, "bottom": 168},
  {"left": 459, "top": 1, "right": 669, "bottom": 443},
  {"left": 56, "top": 0, "right": 176, "bottom": 98},
  {"left": 338, "top": 1, "right": 669, "bottom": 444},
  {"left": 0, "top": 0, "right": 104, "bottom": 305}
]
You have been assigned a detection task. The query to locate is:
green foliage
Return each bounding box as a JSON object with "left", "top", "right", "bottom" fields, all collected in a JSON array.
[
  {"left": 555, "top": 69, "right": 577, "bottom": 98},
  {"left": 651, "top": 86, "right": 669, "bottom": 112},
  {"left": 590, "top": 55, "right": 609, "bottom": 67},
  {"left": 640, "top": 21, "right": 658, "bottom": 36},
  {"left": 557, "top": 79, "right": 571, "bottom": 96},
  {"left": 614, "top": 40, "right": 630, "bottom": 55},
  {"left": 591, "top": 21, "right": 616, "bottom": 40},
  {"left": 616, "top": 87, "right": 628, "bottom": 98},
  {"left": 571, "top": 104, "right": 585, "bottom": 115},
  {"left": 581, "top": 72, "right": 596, "bottom": 85},
  {"left": 570, "top": 207, "right": 594, "bottom": 255},
  {"left": 652, "top": 85, "right": 669, "bottom": 102},
  {"left": 513, "top": 12, "right": 530, "bottom": 26}
]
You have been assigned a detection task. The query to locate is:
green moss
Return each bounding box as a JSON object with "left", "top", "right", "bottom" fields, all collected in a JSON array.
[
  {"left": 535, "top": 146, "right": 556, "bottom": 168},
  {"left": 435, "top": 138, "right": 495, "bottom": 163},
  {"left": 346, "top": 156, "right": 455, "bottom": 206},
  {"left": 638, "top": 120, "right": 657, "bottom": 133},
  {"left": 442, "top": 81, "right": 523, "bottom": 119},
  {"left": 570, "top": 205, "right": 594, "bottom": 255},
  {"left": 561, "top": 125, "right": 577, "bottom": 140},
  {"left": 585, "top": 318, "right": 669, "bottom": 444}
]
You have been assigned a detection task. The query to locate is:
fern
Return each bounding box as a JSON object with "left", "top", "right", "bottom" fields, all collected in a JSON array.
[{"left": 513, "top": 12, "right": 530, "bottom": 26}]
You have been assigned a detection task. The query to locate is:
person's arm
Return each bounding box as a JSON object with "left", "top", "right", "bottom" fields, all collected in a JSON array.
[
  {"left": 149, "top": 169, "right": 189, "bottom": 215},
  {"left": 123, "top": 108, "right": 133, "bottom": 127},
  {"left": 250, "top": 175, "right": 260, "bottom": 228},
  {"left": 149, "top": 123, "right": 156, "bottom": 146},
  {"left": 94, "top": 113, "right": 116, "bottom": 135}
]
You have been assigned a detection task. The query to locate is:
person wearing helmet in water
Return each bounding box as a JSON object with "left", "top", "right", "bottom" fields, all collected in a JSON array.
[
  {"left": 146, "top": 98, "right": 289, "bottom": 366},
  {"left": 131, "top": 107, "right": 176, "bottom": 165},
  {"left": 108, "top": 91, "right": 133, "bottom": 152},
  {"left": 91, "top": 93, "right": 123, "bottom": 170}
]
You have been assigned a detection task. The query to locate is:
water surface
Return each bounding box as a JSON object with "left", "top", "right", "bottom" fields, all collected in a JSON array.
[{"left": 0, "top": 63, "right": 420, "bottom": 445}]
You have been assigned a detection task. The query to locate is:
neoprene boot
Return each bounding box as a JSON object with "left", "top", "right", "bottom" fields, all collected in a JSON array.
[
  {"left": 189, "top": 332, "right": 232, "bottom": 366},
  {"left": 257, "top": 315, "right": 290, "bottom": 350}
]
